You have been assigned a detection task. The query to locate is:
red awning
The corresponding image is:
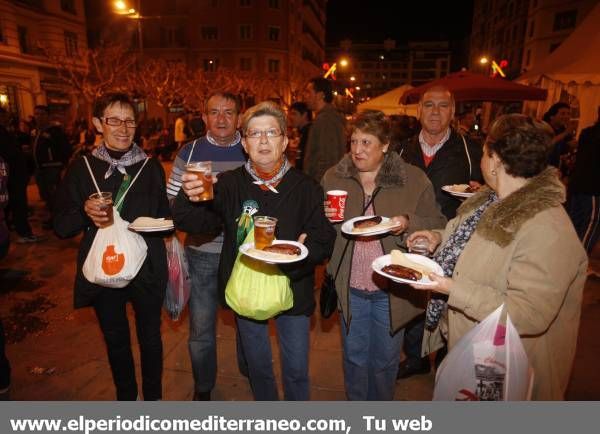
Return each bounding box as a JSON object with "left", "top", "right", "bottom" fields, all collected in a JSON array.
[{"left": 400, "top": 71, "right": 548, "bottom": 104}]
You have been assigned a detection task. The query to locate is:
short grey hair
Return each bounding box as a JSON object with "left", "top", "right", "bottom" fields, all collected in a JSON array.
[{"left": 241, "top": 101, "right": 287, "bottom": 136}]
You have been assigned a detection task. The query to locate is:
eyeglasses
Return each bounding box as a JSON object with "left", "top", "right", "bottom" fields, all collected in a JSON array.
[
  {"left": 245, "top": 129, "right": 284, "bottom": 140},
  {"left": 102, "top": 117, "right": 137, "bottom": 128}
]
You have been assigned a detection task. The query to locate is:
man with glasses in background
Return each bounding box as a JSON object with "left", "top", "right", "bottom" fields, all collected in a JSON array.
[{"left": 167, "top": 92, "right": 247, "bottom": 401}]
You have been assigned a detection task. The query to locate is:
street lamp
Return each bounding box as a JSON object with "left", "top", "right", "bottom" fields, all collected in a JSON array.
[{"left": 112, "top": 0, "right": 143, "bottom": 54}]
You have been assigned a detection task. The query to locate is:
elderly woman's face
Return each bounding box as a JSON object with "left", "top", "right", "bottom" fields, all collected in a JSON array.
[
  {"left": 242, "top": 115, "right": 288, "bottom": 172},
  {"left": 92, "top": 102, "right": 136, "bottom": 151},
  {"left": 350, "top": 128, "right": 388, "bottom": 172},
  {"left": 481, "top": 142, "right": 499, "bottom": 190}
]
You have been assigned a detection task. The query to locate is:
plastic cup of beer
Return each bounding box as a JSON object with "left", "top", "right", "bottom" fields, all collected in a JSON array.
[
  {"left": 409, "top": 236, "right": 431, "bottom": 256},
  {"left": 89, "top": 191, "right": 113, "bottom": 227},
  {"left": 185, "top": 161, "right": 213, "bottom": 201},
  {"left": 253, "top": 216, "right": 277, "bottom": 250},
  {"left": 326, "top": 190, "right": 348, "bottom": 222}
]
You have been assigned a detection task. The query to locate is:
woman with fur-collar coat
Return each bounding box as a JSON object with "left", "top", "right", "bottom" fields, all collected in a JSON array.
[
  {"left": 322, "top": 111, "right": 446, "bottom": 400},
  {"left": 410, "top": 115, "right": 588, "bottom": 400}
]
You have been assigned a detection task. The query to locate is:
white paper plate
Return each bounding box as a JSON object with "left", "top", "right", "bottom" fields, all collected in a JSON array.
[
  {"left": 442, "top": 185, "right": 475, "bottom": 198},
  {"left": 341, "top": 216, "right": 399, "bottom": 236},
  {"left": 239, "top": 240, "right": 309, "bottom": 264},
  {"left": 128, "top": 217, "right": 174, "bottom": 232},
  {"left": 372, "top": 253, "right": 443, "bottom": 286},
  {"left": 129, "top": 225, "right": 175, "bottom": 232}
]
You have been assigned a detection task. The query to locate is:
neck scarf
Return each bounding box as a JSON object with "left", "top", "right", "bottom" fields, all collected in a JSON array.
[
  {"left": 93, "top": 143, "right": 147, "bottom": 179},
  {"left": 425, "top": 191, "right": 498, "bottom": 329},
  {"left": 244, "top": 157, "right": 290, "bottom": 193}
]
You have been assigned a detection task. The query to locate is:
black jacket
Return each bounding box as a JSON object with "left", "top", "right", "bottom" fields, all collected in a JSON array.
[
  {"left": 54, "top": 156, "right": 170, "bottom": 308},
  {"left": 173, "top": 166, "right": 336, "bottom": 316},
  {"left": 395, "top": 129, "right": 483, "bottom": 219},
  {"left": 569, "top": 122, "right": 600, "bottom": 195}
]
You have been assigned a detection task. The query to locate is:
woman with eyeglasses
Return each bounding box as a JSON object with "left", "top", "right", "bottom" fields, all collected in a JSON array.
[
  {"left": 408, "top": 114, "right": 588, "bottom": 400},
  {"left": 54, "top": 92, "right": 170, "bottom": 400},
  {"left": 173, "top": 101, "right": 336, "bottom": 400}
]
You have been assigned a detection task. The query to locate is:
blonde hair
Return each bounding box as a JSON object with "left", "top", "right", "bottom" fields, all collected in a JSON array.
[{"left": 241, "top": 101, "right": 287, "bottom": 135}]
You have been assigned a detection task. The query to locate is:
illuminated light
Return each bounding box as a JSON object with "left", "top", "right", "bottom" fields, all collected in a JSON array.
[
  {"left": 333, "top": 91, "right": 338, "bottom": 96},
  {"left": 322, "top": 62, "right": 330, "bottom": 71},
  {"left": 324, "top": 63, "right": 337, "bottom": 79},
  {"left": 114, "top": 1, "right": 126, "bottom": 10},
  {"left": 209, "top": 60, "right": 214, "bottom": 64},
  {"left": 128, "top": 8, "right": 136, "bottom": 13},
  {"left": 0, "top": 94, "right": 7, "bottom": 105},
  {"left": 479, "top": 56, "right": 489, "bottom": 65},
  {"left": 355, "top": 86, "right": 360, "bottom": 90},
  {"left": 379, "top": 55, "right": 385, "bottom": 60},
  {"left": 491, "top": 60, "right": 506, "bottom": 78},
  {"left": 349, "top": 76, "right": 356, "bottom": 81},
  {"left": 339, "top": 58, "right": 348, "bottom": 67},
  {"left": 344, "top": 88, "right": 354, "bottom": 98}
]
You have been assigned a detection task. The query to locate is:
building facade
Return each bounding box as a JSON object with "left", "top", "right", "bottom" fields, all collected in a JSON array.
[
  {"left": 86, "top": 0, "right": 326, "bottom": 111},
  {"left": 0, "top": 0, "right": 88, "bottom": 121},
  {"left": 326, "top": 39, "right": 451, "bottom": 102},
  {"left": 521, "top": 0, "right": 597, "bottom": 73},
  {"left": 469, "top": 0, "right": 596, "bottom": 79}
]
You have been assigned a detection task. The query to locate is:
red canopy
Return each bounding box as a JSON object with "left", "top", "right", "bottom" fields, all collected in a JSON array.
[{"left": 399, "top": 71, "right": 548, "bottom": 104}]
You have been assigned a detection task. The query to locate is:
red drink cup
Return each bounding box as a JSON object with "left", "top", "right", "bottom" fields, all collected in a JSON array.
[{"left": 327, "top": 190, "right": 348, "bottom": 222}]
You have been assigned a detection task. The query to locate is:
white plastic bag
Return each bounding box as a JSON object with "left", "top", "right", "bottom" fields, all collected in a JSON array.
[
  {"left": 433, "top": 304, "right": 531, "bottom": 401},
  {"left": 82, "top": 208, "right": 148, "bottom": 288},
  {"left": 163, "top": 236, "right": 191, "bottom": 320}
]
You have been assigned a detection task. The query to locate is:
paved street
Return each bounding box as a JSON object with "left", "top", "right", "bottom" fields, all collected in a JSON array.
[{"left": 1, "top": 176, "right": 598, "bottom": 401}]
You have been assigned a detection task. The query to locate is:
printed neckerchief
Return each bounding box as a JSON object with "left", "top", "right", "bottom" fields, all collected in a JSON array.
[
  {"left": 92, "top": 143, "right": 147, "bottom": 179},
  {"left": 244, "top": 158, "right": 290, "bottom": 194}
]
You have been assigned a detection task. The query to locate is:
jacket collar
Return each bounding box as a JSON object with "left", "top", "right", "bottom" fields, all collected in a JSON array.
[
  {"left": 458, "top": 167, "right": 565, "bottom": 246},
  {"left": 334, "top": 151, "right": 407, "bottom": 188}
]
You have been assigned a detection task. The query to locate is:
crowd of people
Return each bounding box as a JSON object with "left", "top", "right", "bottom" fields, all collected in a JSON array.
[{"left": 0, "top": 75, "right": 598, "bottom": 402}]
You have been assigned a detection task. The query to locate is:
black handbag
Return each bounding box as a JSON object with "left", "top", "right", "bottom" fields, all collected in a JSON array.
[
  {"left": 319, "top": 188, "right": 380, "bottom": 318},
  {"left": 319, "top": 241, "right": 349, "bottom": 318}
]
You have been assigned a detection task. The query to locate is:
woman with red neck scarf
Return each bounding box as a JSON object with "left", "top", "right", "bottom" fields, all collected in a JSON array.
[{"left": 173, "top": 101, "right": 336, "bottom": 400}]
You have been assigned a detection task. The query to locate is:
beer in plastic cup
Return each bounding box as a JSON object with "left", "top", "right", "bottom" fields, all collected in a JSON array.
[
  {"left": 326, "top": 190, "right": 348, "bottom": 222},
  {"left": 253, "top": 216, "right": 277, "bottom": 250},
  {"left": 89, "top": 191, "right": 113, "bottom": 227},
  {"left": 409, "top": 236, "right": 431, "bottom": 256},
  {"left": 185, "top": 161, "right": 213, "bottom": 201}
]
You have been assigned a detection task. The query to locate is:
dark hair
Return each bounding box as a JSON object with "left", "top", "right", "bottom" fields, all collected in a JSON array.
[
  {"left": 290, "top": 101, "right": 312, "bottom": 121},
  {"left": 486, "top": 114, "right": 553, "bottom": 178},
  {"left": 542, "top": 102, "right": 570, "bottom": 123},
  {"left": 309, "top": 77, "right": 334, "bottom": 103},
  {"left": 206, "top": 91, "right": 241, "bottom": 113},
  {"left": 93, "top": 93, "right": 136, "bottom": 119},
  {"left": 34, "top": 105, "right": 49, "bottom": 114},
  {"left": 352, "top": 110, "right": 391, "bottom": 145}
]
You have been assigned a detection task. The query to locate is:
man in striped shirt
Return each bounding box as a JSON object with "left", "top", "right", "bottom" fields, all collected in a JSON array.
[{"left": 167, "top": 92, "right": 246, "bottom": 401}]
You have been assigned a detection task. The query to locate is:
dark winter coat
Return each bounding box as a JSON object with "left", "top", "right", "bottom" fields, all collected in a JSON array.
[
  {"left": 172, "top": 166, "right": 336, "bottom": 316},
  {"left": 395, "top": 130, "right": 483, "bottom": 219},
  {"left": 54, "top": 156, "right": 170, "bottom": 308}
]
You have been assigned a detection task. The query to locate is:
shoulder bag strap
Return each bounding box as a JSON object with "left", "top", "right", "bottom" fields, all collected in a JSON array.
[
  {"left": 461, "top": 134, "right": 472, "bottom": 179},
  {"left": 332, "top": 187, "right": 381, "bottom": 280},
  {"left": 83, "top": 156, "right": 102, "bottom": 195},
  {"left": 114, "top": 158, "right": 151, "bottom": 210}
]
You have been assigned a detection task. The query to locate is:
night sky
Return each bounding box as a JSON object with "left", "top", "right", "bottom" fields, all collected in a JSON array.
[{"left": 326, "top": 0, "right": 475, "bottom": 45}]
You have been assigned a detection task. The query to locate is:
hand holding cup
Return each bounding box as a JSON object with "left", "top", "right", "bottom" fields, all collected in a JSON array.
[
  {"left": 85, "top": 192, "right": 113, "bottom": 228},
  {"left": 406, "top": 230, "right": 442, "bottom": 255}
]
